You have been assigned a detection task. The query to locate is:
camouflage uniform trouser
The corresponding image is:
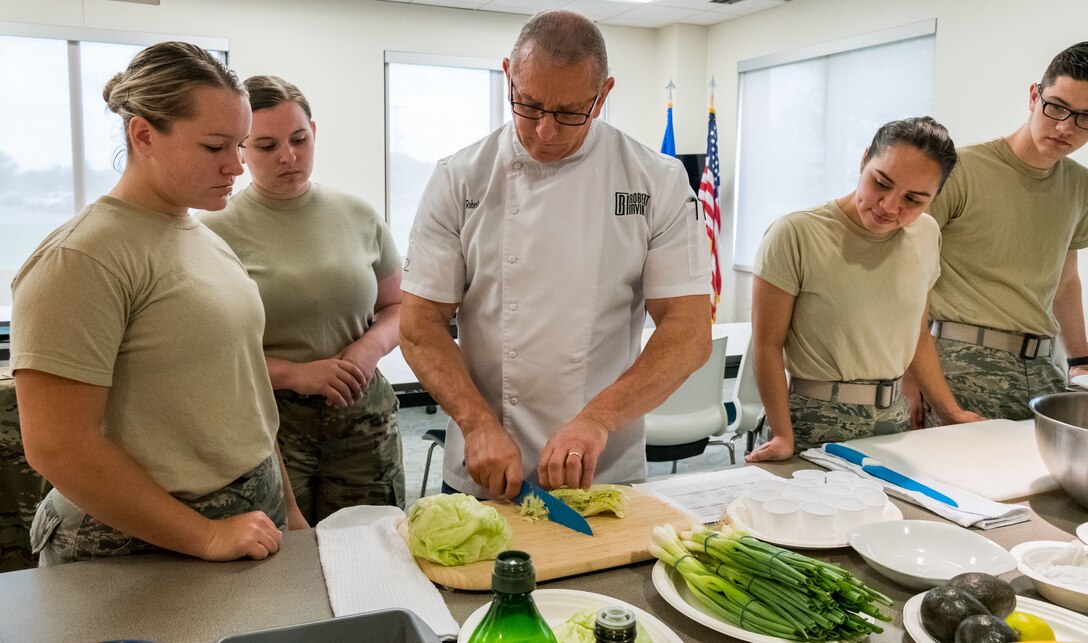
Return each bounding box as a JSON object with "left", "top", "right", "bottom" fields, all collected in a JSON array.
[
  {"left": 1, "top": 378, "right": 45, "bottom": 572},
  {"left": 276, "top": 369, "right": 404, "bottom": 524},
  {"left": 926, "top": 338, "right": 1067, "bottom": 425},
  {"left": 30, "top": 455, "right": 285, "bottom": 567},
  {"left": 768, "top": 389, "right": 911, "bottom": 454}
]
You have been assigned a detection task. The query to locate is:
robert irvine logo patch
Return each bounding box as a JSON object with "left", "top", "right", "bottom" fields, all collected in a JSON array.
[{"left": 614, "top": 192, "right": 650, "bottom": 216}]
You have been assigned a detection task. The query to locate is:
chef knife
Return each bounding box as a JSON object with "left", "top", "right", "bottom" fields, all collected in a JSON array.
[
  {"left": 514, "top": 480, "right": 594, "bottom": 536},
  {"left": 824, "top": 443, "right": 960, "bottom": 508}
]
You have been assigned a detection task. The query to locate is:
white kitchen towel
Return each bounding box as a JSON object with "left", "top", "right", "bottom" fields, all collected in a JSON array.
[
  {"left": 801, "top": 446, "right": 1031, "bottom": 529},
  {"left": 316, "top": 505, "right": 460, "bottom": 637}
]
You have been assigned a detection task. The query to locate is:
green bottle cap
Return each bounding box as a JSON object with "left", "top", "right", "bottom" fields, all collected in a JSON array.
[{"left": 491, "top": 550, "right": 535, "bottom": 594}]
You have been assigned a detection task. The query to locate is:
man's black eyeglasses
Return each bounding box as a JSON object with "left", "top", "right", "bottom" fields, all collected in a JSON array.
[
  {"left": 509, "top": 80, "right": 599, "bottom": 126},
  {"left": 1038, "top": 92, "right": 1088, "bottom": 130}
]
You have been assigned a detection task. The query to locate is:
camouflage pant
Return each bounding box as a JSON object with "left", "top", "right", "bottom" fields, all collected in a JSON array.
[
  {"left": 30, "top": 455, "right": 285, "bottom": 567},
  {"left": 0, "top": 377, "right": 45, "bottom": 572},
  {"left": 276, "top": 369, "right": 404, "bottom": 524},
  {"left": 769, "top": 390, "right": 911, "bottom": 454},
  {"left": 926, "top": 338, "right": 1067, "bottom": 424}
]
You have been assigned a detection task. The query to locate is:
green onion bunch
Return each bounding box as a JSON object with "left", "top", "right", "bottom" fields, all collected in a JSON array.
[{"left": 650, "top": 524, "right": 891, "bottom": 642}]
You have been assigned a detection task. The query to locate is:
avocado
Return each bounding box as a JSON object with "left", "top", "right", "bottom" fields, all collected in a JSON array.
[
  {"left": 921, "top": 586, "right": 991, "bottom": 643},
  {"left": 949, "top": 572, "right": 1017, "bottom": 619},
  {"left": 954, "top": 614, "right": 1019, "bottom": 643}
]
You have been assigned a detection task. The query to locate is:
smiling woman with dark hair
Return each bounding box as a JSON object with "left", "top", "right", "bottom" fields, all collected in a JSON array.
[{"left": 746, "top": 116, "right": 983, "bottom": 463}]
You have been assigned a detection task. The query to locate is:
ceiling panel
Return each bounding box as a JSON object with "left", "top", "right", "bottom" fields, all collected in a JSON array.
[
  {"left": 677, "top": 9, "right": 740, "bottom": 25},
  {"left": 409, "top": 0, "right": 489, "bottom": 9},
  {"left": 654, "top": 0, "right": 730, "bottom": 12},
  {"left": 479, "top": 0, "right": 568, "bottom": 10},
  {"left": 556, "top": 0, "right": 637, "bottom": 21},
  {"left": 603, "top": 4, "right": 703, "bottom": 27},
  {"left": 708, "top": 0, "right": 788, "bottom": 15},
  {"left": 379, "top": 0, "right": 786, "bottom": 27}
]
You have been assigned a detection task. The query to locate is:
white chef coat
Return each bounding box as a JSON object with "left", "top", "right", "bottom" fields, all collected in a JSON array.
[{"left": 403, "top": 119, "right": 711, "bottom": 498}]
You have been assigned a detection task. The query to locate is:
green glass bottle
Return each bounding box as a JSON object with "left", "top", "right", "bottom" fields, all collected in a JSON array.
[{"left": 466, "top": 550, "right": 557, "bottom": 642}]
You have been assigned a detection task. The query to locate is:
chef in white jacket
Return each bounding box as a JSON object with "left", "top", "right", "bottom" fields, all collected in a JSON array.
[{"left": 400, "top": 9, "right": 712, "bottom": 500}]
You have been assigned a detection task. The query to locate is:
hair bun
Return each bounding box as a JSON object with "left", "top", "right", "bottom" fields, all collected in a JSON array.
[{"left": 103, "top": 72, "right": 126, "bottom": 111}]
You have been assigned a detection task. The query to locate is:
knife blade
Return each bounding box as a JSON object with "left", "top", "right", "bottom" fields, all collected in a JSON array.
[
  {"left": 514, "top": 480, "right": 594, "bottom": 536},
  {"left": 824, "top": 443, "right": 959, "bottom": 508}
]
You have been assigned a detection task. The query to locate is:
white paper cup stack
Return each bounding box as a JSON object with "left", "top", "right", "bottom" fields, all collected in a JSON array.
[{"left": 739, "top": 471, "right": 891, "bottom": 540}]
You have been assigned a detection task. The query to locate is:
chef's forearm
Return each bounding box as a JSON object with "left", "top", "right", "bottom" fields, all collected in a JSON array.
[
  {"left": 399, "top": 293, "right": 501, "bottom": 436},
  {"left": 577, "top": 295, "right": 711, "bottom": 432}
]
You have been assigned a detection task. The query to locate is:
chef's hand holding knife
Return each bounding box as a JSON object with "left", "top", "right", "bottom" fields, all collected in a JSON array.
[{"left": 462, "top": 414, "right": 524, "bottom": 500}]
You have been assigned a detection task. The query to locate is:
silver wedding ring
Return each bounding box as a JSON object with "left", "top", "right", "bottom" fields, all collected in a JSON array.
[{"left": 567, "top": 450, "right": 583, "bottom": 460}]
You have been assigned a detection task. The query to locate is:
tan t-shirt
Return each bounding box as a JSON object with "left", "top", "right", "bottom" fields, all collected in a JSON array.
[
  {"left": 11, "top": 197, "right": 277, "bottom": 499},
  {"left": 754, "top": 200, "right": 940, "bottom": 382},
  {"left": 201, "top": 184, "right": 400, "bottom": 363},
  {"left": 928, "top": 138, "right": 1088, "bottom": 336}
]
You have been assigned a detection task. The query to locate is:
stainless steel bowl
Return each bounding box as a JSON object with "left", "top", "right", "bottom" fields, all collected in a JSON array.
[{"left": 1031, "top": 392, "right": 1088, "bottom": 509}]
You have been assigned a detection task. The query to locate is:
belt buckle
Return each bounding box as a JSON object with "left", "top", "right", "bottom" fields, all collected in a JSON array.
[
  {"left": 1020, "top": 334, "right": 1043, "bottom": 359},
  {"left": 875, "top": 380, "right": 899, "bottom": 409}
]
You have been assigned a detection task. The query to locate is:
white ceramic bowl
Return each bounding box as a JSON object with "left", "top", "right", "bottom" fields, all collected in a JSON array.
[
  {"left": 1010, "top": 540, "right": 1088, "bottom": 613},
  {"left": 848, "top": 520, "right": 1016, "bottom": 590}
]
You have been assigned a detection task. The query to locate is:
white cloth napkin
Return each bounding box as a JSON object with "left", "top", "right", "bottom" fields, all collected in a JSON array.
[
  {"left": 316, "top": 505, "right": 460, "bottom": 638},
  {"left": 801, "top": 446, "right": 1031, "bottom": 529}
]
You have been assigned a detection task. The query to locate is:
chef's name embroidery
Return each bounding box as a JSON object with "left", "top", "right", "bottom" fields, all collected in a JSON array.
[
  {"left": 464, "top": 199, "right": 480, "bottom": 210},
  {"left": 614, "top": 192, "right": 650, "bottom": 216}
]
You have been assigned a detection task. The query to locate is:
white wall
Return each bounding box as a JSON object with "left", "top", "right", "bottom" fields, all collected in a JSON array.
[
  {"left": 5, "top": 0, "right": 1087, "bottom": 325},
  {"left": 0, "top": 0, "right": 665, "bottom": 213},
  {"left": 705, "top": 0, "right": 1088, "bottom": 322}
]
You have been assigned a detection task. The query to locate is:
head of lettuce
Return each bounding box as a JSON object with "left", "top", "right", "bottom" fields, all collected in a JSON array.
[{"left": 407, "top": 493, "right": 514, "bottom": 566}]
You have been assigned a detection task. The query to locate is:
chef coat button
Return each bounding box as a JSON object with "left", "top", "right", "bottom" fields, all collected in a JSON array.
[
  {"left": 508, "top": 350, "right": 517, "bottom": 359},
  {"left": 511, "top": 397, "right": 519, "bottom": 405},
  {"left": 509, "top": 303, "right": 518, "bottom": 311},
  {"left": 514, "top": 162, "right": 523, "bottom": 170},
  {"left": 510, "top": 206, "right": 519, "bottom": 215},
  {"left": 507, "top": 255, "right": 517, "bottom": 263}
]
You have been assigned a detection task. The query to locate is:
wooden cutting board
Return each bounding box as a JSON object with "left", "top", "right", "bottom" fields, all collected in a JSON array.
[
  {"left": 400, "top": 486, "right": 695, "bottom": 591},
  {"left": 839, "top": 419, "right": 1058, "bottom": 500}
]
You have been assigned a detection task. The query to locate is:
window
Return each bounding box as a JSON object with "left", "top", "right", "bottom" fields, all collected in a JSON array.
[
  {"left": 385, "top": 53, "right": 510, "bottom": 256},
  {"left": 732, "top": 20, "right": 936, "bottom": 270},
  {"left": 0, "top": 23, "right": 227, "bottom": 307}
]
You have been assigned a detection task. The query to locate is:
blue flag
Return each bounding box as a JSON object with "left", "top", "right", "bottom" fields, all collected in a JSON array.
[{"left": 660, "top": 105, "right": 676, "bottom": 157}]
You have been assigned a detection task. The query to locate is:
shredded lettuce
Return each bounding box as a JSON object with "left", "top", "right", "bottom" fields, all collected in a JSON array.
[
  {"left": 551, "top": 607, "right": 653, "bottom": 643},
  {"left": 406, "top": 493, "right": 513, "bottom": 566},
  {"left": 551, "top": 484, "right": 628, "bottom": 518},
  {"left": 517, "top": 493, "right": 549, "bottom": 522}
]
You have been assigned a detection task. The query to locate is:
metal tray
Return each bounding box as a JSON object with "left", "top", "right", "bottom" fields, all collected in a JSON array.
[{"left": 217, "top": 608, "right": 441, "bottom": 643}]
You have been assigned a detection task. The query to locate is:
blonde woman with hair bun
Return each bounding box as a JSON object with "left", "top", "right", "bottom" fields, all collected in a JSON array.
[{"left": 11, "top": 41, "right": 305, "bottom": 567}]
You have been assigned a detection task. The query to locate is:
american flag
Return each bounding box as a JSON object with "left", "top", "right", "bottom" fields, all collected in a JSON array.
[{"left": 699, "top": 108, "right": 722, "bottom": 320}]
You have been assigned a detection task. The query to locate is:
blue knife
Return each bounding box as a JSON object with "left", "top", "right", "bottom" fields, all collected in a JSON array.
[
  {"left": 514, "top": 480, "right": 594, "bottom": 536},
  {"left": 824, "top": 443, "right": 959, "bottom": 508}
]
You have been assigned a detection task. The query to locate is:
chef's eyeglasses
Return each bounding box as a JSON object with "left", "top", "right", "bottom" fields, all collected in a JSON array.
[
  {"left": 509, "top": 80, "right": 599, "bottom": 126},
  {"left": 1038, "top": 92, "right": 1088, "bottom": 130}
]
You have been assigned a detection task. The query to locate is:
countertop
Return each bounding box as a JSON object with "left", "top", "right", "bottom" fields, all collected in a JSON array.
[{"left": 1, "top": 459, "right": 1085, "bottom": 642}]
